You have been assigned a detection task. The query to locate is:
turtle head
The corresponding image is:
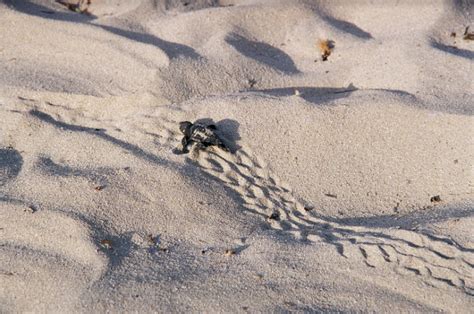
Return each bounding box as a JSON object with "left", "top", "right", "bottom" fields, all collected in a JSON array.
[{"left": 179, "top": 121, "right": 193, "bottom": 135}]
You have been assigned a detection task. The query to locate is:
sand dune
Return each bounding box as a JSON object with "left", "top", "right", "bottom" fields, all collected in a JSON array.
[{"left": 1, "top": 0, "right": 473, "bottom": 312}]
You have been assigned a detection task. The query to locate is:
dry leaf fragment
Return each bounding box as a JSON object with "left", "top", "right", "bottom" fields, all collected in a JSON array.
[
  {"left": 224, "top": 249, "right": 236, "bottom": 256},
  {"left": 24, "top": 205, "right": 37, "bottom": 213},
  {"left": 318, "top": 39, "right": 334, "bottom": 61},
  {"left": 463, "top": 26, "right": 474, "bottom": 40},
  {"left": 463, "top": 33, "right": 474, "bottom": 40},
  {"left": 56, "top": 0, "right": 92, "bottom": 15},
  {"left": 100, "top": 239, "right": 113, "bottom": 250},
  {"left": 94, "top": 185, "right": 105, "bottom": 191}
]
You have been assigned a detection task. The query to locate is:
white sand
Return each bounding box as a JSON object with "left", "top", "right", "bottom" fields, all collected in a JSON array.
[{"left": 0, "top": 0, "right": 473, "bottom": 312}]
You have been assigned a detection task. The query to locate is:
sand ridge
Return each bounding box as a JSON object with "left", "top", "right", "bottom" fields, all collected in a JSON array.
[{"left": 0, "top": 0, "right": 473, "bottom": 312}]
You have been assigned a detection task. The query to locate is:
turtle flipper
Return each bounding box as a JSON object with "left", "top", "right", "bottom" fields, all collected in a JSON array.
[
  {"left": 190, "top": 142, "right": 206, "bottom": 159},
  {"left": 172, "top": 148, "right": 187, "bottom": 155},
  {"left": 182, "top": 137, "right": 192, "bottom": 154},
  {"left": 172, "top": 136, "right": 191, "bottom": 154}
]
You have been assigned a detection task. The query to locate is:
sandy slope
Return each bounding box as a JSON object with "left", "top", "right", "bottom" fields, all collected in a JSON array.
[{"left": 0, "top": 0, "right": 473, "bottom": 312}]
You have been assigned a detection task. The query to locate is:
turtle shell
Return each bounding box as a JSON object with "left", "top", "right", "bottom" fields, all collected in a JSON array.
[{"left": 189, "top": 124, "right": 220, "bottom": 145}]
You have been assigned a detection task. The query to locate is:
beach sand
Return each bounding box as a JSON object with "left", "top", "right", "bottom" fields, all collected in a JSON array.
[{"left": 0, "top": 0, "right": 473, "bottom": 312}]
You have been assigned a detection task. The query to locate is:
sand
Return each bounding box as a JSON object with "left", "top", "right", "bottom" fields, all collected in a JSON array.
[{"left": 0, "top": 0, "right": 473, "bottom": 312}]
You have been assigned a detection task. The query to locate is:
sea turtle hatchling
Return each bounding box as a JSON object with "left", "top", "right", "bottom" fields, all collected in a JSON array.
[{"left": 173, "top": 121, "right": 229, "bottom": 155}]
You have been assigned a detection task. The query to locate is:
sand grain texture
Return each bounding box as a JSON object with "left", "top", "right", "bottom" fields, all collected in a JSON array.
[{"left": 0, "top": 0, "right": 473, "bottom": 312}]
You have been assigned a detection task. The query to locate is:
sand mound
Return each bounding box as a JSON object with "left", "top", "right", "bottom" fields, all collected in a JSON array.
[{"left": 1, "top": 0, "right": 473, "bottom": 311}]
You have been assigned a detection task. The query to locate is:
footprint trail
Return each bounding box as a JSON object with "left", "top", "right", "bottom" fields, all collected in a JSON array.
[{"left": 145, "top": 112, "right": 474, "bottom": 296}]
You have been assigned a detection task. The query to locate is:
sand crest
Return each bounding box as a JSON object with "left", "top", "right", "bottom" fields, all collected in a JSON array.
[{"left": 0, "top": 0, "right": 473, "bottom": 312}]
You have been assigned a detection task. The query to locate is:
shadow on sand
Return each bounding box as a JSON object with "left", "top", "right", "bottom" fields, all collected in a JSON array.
[
  {"left": 3, "top": 0, "right": 202, "bottom": 60},
  {"left": 225, "top": 33, "right": 300, "bottom": 74},
  {"left": 431, "top": 41, "right": 474, "bottom": 60}
]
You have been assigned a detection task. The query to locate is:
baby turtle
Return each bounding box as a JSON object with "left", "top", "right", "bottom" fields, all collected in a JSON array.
[{"left": 173, "top": 121, "right": 229, "bottom": 155}]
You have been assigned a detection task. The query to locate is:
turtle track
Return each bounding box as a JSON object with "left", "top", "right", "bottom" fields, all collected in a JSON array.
[
  {"left": 197, "top": 149, "right": 473, "bottom": 295},
  {"left": 136, "top": 111, "right": 474, "bottom": 296},
  {"left": 23, "top": 104, "right": 474, "bottom": 296}
]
